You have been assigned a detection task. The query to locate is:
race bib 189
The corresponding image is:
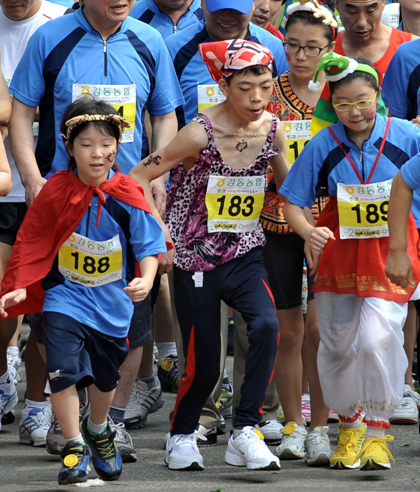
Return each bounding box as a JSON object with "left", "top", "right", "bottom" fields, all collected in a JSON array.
[
  {"left": 337, "top": 179, "right": 392, "bottom": 239},
  {"left": 72, "top": 84, "right": 136, "bottom": 143},
  {"left": 58, "top": 232, "right": 123, "bottom": 287},
  {"left": 205, "top": 175, "right": 265, "bottom": 233}
]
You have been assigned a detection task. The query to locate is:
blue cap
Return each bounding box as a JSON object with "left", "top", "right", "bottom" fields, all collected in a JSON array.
[{"left": 205, "top": 0, "right": 254, "bottom": 15}]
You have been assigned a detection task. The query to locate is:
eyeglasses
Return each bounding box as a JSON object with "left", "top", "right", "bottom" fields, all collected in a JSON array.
[
  {"left": 282, "top": 42, "right": 331, "bottom": 57},
  {"left": 332, "top": 92, "right": 377, "bottom": 112}
]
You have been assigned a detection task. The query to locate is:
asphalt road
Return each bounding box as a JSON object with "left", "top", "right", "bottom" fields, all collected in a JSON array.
[{"left": 1, "top": 354, "right": 420, "bottom": 492}]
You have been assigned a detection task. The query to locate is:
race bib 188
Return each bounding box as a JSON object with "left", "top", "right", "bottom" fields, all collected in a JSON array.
[{"left": 58, "top": 232, "right": 123, "bottom": 287}]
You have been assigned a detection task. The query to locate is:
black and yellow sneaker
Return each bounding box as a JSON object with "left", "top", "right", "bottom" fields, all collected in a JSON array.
[
  {"left": 81, "top": 417, "right": 122, "bottom": 481},
  {"left": 58, "top": 441, "right": 89, "bottom": 485},
  {"left": 158, "top": 355, "right": 180, "bottom": 393}
]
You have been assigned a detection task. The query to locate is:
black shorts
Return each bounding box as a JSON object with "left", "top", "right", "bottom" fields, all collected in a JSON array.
[
  {"left": 32, "top": 294, "right": 154, "bottom": 349},
  {"left": 43, "top": 311, "right": 128, "bottom": 393},
  {"left": 128, "top": 293, "right": 153, "bottom": 349},
  {"left": 263, "top": 232, "right": 314, "bottom": 310},
  {"left": 0, "top": 202, "right": 27, "bottom": 245}
]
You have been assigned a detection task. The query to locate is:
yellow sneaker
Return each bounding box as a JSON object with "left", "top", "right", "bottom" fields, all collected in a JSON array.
[
  {"left": 330, "top": 423, "right": 366, "bottom": 469},
  {"left": 358, "top": 435, "right": 394, "bottom": 471}
]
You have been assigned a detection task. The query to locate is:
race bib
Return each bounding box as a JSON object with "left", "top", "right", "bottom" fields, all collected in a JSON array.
[
  {"left": 205, "top": 175, "right": 265, "bottom": 233},
  {"left": 282, "top": 120, "right": 311, "bottom": 165},
  {"left": 337, "top": 179, "right": 392, "bottom": 239},
  {"left": 197, "top": 84, "right": 226, "bottom": 112},
  {"left": 72, "top": 84, "right": 136, "bottom": 143},
  {"left": 58, "top": 232, "right": 123, "bottom": 287}
]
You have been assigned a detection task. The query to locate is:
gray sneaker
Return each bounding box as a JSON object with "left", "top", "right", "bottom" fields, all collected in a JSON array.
[
  {"left": 124, "top": 376, "right": 164, "bottom": 429},
  {"left": 110, "top": 419, "right": 137, "bottom": 463}
]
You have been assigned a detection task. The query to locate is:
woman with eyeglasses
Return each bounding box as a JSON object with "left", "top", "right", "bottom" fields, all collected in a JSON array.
[
  {"left": 260, "top": 0, "right": 337, "bottom": 466},
  {"left": 280, "top": 51, "right": 420, "bottom": 472}
]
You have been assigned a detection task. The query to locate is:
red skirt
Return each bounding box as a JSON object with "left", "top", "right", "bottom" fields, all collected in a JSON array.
[{"left": 313, "top": 197, "right": 420, "bottom": 302}]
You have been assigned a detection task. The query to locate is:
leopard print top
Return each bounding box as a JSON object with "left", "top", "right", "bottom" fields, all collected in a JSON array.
[{"left": 165, "top": 113, "right": 278, "bottom": 272}]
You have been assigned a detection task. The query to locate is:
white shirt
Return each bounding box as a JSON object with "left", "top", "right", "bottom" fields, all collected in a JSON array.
[{"left": 0, "top": 0, "right": 67, "bottom": 201}]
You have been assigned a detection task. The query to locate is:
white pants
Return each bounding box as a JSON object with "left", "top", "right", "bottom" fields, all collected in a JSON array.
[{"left": 315, "top": 292, "right": 408, "bottom": 424}]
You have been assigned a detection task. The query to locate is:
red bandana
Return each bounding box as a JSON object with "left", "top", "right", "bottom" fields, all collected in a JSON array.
[{"left": 199, "top": 39, "right": 274, "bottom": 82}]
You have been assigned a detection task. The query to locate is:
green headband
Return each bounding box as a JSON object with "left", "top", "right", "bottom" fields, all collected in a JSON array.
[{"left": 308, "top": 52, "right": 379, "bottom": 92}]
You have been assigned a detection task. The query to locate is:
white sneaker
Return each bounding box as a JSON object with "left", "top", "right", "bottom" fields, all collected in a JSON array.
[
  {"left": 0, "top": 377, "right": 19, "bottom": 431},
  {"left": 256, "top": 419, "right": 283, "bottom": 445},
  {"left": 165, "top": 433, "right": 204, "bottom": 470},
  {"left": 7, "top": 347, "right": 22, "bottom": 384},
  {"left": 19, "top": 406, "right": 51, "bottom": 446},
  {"left": 305, "top": 426, "right": 332, "bottom": 466},
  {"left": 276, "top": 421, "right": 307, "bottom": 459},
  {"left": 390, "top": 384, "right": 420, "bottom": 425},
  {"left": 225, "top": 426, "right": 280, "bottom": 470}
]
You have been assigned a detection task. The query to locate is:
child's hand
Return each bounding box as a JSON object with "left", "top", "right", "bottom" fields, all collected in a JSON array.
[
  {"left": 0, "top": 288, "right": 27, "bottom": 318},
  {"left": 124, "top": 278, "right": 153, "bottom": 302},
  {"left": 305, "top": 226, "right": 335, "bottom": 253},
  {"left": 386, "top": 250, "right": 415, "bottom": 288},
  {"left": 158, "top": 248, "right": 175, "bottom": 275}
]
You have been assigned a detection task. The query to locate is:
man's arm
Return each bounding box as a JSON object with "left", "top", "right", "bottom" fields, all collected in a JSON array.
[
  {"left": 385, "top": 171, "right": 415, "bottom": 287},
  {"left": 0, "top": 53, "right": 11, "bottom": 140},
  {"left": 9, "top": 98, "right": 44, "bottom": 206},
  {"left": 148, "top": 110, "right": 178, "bottom": 217}
]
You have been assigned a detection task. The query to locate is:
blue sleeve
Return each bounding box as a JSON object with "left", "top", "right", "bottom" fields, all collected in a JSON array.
[
  {"left": 146, "top": 34, "right": 185, "bottom": 116},
  {"left": 129, "top": 208, "right": 167, "bottom": 261},
  {"left": 401, "top": 154, "right": 420, "bottom": 192},
  {"left": 280, "top": 133, "right": 328, "bottom": 208},
  {"left": 382, "top": 43, "right": 415, "bottom": 119},
  {"left": 9, "top": 27, "right": 47, "bottom": 107}
]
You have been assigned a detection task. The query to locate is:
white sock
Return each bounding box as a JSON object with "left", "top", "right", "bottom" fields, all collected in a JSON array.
[
  {"left": 342, "top": 417, "right": 363, "bottom": 429},
  {"left": 365, "top": 426, "right": 386, "bottom": 438},
  {"left": 24, "top": 399, "right": 45, "bottom": 409},
  {"left": 7, "top": 346, "right": 19, "bottom": 357},
  {"left": 156, "top": 342, "right": 177, "bottom": 363},
  {"left": 87, "top": 417, "right": 107, "bottom": 436},
  {"left": 64, "top": 433, "right": 85, "bottom": 445}
]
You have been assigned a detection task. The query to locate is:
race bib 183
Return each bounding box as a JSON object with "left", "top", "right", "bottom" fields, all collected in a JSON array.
[
  {"left": 58, "top": 232, "right": 123, "bottom": 287},
  {"left": 205, "top": 175, "right": 265, "bottom": 233},
  {"left": 337, "top": 179, "right": 392, "bottom": 239}
]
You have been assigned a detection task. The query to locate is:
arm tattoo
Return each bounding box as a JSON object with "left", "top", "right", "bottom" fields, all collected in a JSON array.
[{"left": 143, "top": 154, "right": 162, "bottom": 167}]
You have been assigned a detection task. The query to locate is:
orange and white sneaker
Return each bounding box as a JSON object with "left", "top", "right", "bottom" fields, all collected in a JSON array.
[{"left": 330, "top": 423, "right": 366, "bottom": 469}]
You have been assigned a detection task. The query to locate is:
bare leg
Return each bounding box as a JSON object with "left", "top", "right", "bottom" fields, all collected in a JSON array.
[
  {"left": 25, "top": 331, "right": 47, "bottom": 401},
  {"left": 302, "top": 300, "right": 329, "bottom": 430},
  {"left": 274, "top": 306, "right": 304, "bottom": 425},
  {"left": 403, "top": 302, "right": 418, "bottom": 388},
  {"left": 153, "top": 275, "right": 175, "bottom": 344},
  {"left": 89, "top": 385, "right": 116, "bottom": 425},
  {"left": 111, "top": 346, "right": 143, "bottom": 408},
  {"left": 137, "top": 341, "right": 153, "bottom": 379},
  {"left": 50, "top": 385, "right": 80, "bottom": 439}
]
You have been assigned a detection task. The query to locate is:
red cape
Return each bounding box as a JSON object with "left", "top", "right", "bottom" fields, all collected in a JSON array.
[{"left": 1, "top": 170, "right": 160, "bottom": 317}]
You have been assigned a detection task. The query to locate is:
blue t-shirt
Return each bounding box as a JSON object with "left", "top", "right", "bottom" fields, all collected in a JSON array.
[
  {"left": 402, "top": 154, "right": 420, "bottom": 195},
  {"left": 130, "top": 0, "right": 203, "bottom": 39},
  {"left": 382, "top": 38, "right": 420, "bottom": 121},
  {"left": 48, "top": 0, "right": 73, "bottom": 6},
  {"left": 10, "top": 7, "right": 184, "bottom": 177},
  {"left": 280, "top": 114, "right": 420, "bottom": 226},
  {"left": 165, "top": 20, "right": 289, "bottom": 128},
  {"left": 42, "top": 172, "right": 166, "bottom": 337}
]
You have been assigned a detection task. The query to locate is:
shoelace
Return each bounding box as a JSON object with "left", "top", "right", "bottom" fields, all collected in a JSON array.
[
  {"left": 113, "top": 422, "right": 133, "bottom": 445},
  {"left": 307, "top": 428, "right": 329, "bottom": 445},
  {"left": 338, "top": 428, "right": 363, "bottom": 453},
  {"left": 95, "top": 436, "right": 117, "bottom": 460},
  {"left": 356, "top": 435, "right": 394, "bottom": 461},
  {"left": 24, "top": 409, "right": 50, "bottom": 430}
]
